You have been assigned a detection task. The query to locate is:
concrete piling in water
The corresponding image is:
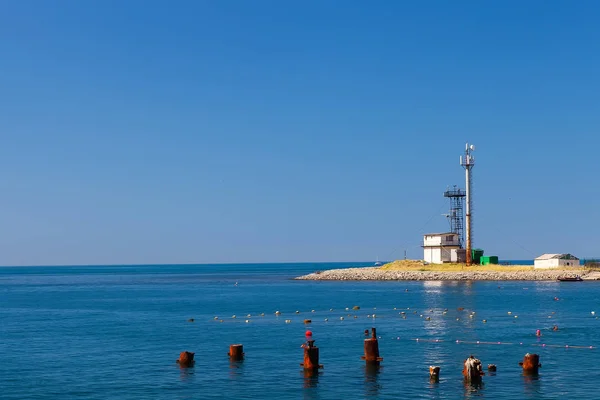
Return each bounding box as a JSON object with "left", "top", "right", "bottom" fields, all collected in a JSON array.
[
  {"left": 300, "top": 340, "right": 323, "bottom": 371},
  {"left": 462, "top": 355, "right": 484, "bottom": 382},
  {"left": 228, "top": 344, "right": 245, "bottom": 361},
  {"left": 519, "top": 353, "right": 541, "bottom": 375},
  {"left": 176, "top": 351, "right": 195, "bottom": 368},
  {"left": 360, "top": 328, "right": 383, "bottom": 366}
]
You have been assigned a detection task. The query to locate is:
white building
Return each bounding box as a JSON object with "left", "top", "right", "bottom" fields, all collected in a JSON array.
[
  {"left": 422, "top": 233, "right": 463, "bottom": 264},
  {"left": 534, "top": 253, "right": 581, "bottom": 269}
]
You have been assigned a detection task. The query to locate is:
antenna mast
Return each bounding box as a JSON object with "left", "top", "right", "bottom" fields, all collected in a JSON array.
[{"left": 460, "top": 143, "right": 475, "bottom": 266}]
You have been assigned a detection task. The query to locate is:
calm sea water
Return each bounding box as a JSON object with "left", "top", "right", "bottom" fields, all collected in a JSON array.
[{"left": 2, "top": 262, "right": 600, "bottom": 399}]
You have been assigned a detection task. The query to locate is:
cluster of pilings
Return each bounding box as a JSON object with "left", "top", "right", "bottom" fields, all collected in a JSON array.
[
  {"left": 452, "top": 353, "right": 540, "bottom": 384},
  {"left": 177, "top": 327, "right": 543, "bottom": 382}
]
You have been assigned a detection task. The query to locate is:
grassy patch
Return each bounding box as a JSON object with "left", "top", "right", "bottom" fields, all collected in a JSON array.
[{"left": 379, "top": 259, "right": 536, "bottom": 272}]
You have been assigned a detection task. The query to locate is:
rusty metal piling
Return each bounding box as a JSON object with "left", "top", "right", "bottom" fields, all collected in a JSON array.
[
  {"left": 519, "top": 353, "right": 541, "bottom": 375},
  {"left": 361, "top": 328, "right": 383, "bottom": 366},
  {"left": 228, "top": 344, "right": 245, "bottom": 361},
  {"left": 176, "top": 351, "right": 195, "bottom": 368},
  {"left": 301, "top": 340, "right": 323, "bottom": 371}
]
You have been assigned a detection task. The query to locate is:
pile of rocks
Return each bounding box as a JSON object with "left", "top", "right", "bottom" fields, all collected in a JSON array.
[{"left": 295, "top": 267, "right": 587, "bottom": 281}]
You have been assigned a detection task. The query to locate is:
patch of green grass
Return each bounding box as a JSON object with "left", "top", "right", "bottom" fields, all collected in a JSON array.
[{"left": 380, "top": 259, "right": 538, "bottom": 273}]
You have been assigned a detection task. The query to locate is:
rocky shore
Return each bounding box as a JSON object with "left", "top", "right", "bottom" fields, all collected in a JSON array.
[{"left": 295, "top": 267, "right": 598, "bottom": 281}]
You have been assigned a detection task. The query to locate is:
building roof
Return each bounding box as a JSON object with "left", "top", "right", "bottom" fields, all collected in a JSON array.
[
  {"left": 423, "top": 232, "right": 456, "bottom": 237},
  {"left": 422, "top": 244, "right": 461, "bottom": 248},
  {"left": 535, "top": 253, "right": 579, "bottom": 260}
]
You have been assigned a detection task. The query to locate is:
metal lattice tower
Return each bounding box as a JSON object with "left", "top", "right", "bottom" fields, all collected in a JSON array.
[{"left": 443, "top": 186, "right": 466, "bottom": 248}]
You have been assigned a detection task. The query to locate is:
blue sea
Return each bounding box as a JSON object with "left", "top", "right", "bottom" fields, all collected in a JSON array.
[{"left": 2, "top": 262, "right": 600, "bottom": 399}]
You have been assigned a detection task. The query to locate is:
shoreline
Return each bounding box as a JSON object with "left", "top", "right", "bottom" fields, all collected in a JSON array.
[{"left": 294, "top": 266, "right": 600, "bottom": 281}]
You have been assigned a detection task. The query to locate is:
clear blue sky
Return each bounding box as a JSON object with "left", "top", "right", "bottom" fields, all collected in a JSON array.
[{"left": 1, "top": 1, "right": 598, "bottom": 265}]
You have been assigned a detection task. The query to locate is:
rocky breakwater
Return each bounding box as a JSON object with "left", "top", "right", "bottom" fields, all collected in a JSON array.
[{"left": 295, "top": 267, "right": 591, "bottom": 281}]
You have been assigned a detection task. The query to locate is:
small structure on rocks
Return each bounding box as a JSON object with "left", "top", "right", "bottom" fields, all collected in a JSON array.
[
  {"left": 422, "top": 233, "right": 462, "bottom": 264},
  {"left": 534, "top": 254, "right": 581, "bottom": 269}
]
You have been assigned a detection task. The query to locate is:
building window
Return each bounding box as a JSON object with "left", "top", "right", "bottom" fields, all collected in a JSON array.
[{"left": 446, "top": 235, "right": 454, "bottom": 242}]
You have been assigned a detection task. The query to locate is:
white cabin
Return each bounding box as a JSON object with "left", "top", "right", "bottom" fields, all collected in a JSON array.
[
  {"left": 422, "top": 233, "right": 462, "bottom": 264},
  {"left": 534, "top": 253, "right": 581, "bottom": 269}
]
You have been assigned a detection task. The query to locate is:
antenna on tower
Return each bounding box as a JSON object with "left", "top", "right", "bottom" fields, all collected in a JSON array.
[{"left": 460, "top": 143, "right": 475, "bottom": 266}]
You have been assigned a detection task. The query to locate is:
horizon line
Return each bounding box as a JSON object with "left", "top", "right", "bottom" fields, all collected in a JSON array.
[{"left": 0, "top": 258, "right": 564, "bottom": 268}]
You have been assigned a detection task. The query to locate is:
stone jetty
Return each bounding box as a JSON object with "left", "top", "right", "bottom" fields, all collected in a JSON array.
[{"left": 295, "top": 267, "right": 596, "bottom": 281}]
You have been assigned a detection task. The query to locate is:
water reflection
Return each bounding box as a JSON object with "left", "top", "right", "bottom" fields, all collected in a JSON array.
[
  {"left": 523, "top": 374, "right": 541, "bottom": 395},
  {"left": 364, "top": 364, "right": 381, "bottom": 397},
  {"left": 302, "top": 369, "right": 320, "bottom": 389},
  {"left": 228, "top": 360, "right": 244, "bottom": 380},
  {"left": 420, "top": 281, "right": 479, "bottom": 335},
  {"left": 178, "top": 367, "right": 195, "bottom": 382},
  {"left": 429, "top": 374, "right": 440, "bottom": 386},
  {"left": 463, "top": 380, "right": 485, "bottom": 397}
]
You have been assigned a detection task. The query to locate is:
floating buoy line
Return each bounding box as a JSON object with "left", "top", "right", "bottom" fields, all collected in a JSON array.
[
  {"left": 205, "top": 304, "right": 599, "bottom": 325},
  {"left": 196, "top": 304, "right": 599, "bottom": 350},
  {"left": 398, "top": 337, "right": 594, "bottom": 350}
]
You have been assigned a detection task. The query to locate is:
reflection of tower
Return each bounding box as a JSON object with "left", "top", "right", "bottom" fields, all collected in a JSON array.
[
  {"left": 460, "top": 143, "right": 475, "bottom": 266},
  {"left": 443, "top": 186, "right": 465, "bottom": 248},
  {"left": 364, "top": 364, "right": 381, "bottom": 397},
  {"left": 302, "top": 369, "right": 319, "bottom": 389}
]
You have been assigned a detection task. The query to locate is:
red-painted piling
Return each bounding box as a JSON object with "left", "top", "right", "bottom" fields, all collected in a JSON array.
[
  {"left": 519, "top": 353, "right": 541, "bottom": 375},
  {"left": 361, "top": 328, "right": 383, "bottom": 366},
  {"left": 300, "top": 340, "right": 323, "bottom": 371},
  {"left": 176, "top": 351, "right": 195, "bottom": 368},
  {"left": 228, "top": 344, "right": 245, "bottom": 361}
]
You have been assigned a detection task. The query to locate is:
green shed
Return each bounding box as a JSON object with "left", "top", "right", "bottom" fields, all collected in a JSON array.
[
  {"left": 472, "top": 248, "right": 484, "bottom": 264},
  {"left": 480, "top": 256, "right": 499, "bottom": 265}
]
